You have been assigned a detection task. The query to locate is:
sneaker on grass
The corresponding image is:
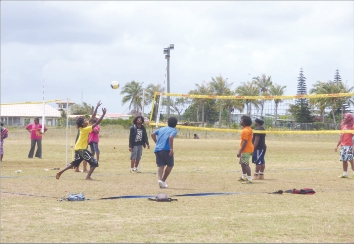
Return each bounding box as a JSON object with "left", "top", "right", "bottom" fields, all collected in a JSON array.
[
  {"left": 237, "top": 177, "right": 247, "bottom": 182},
  {"left": 242, "top": 179, "right": 253, "bottom": 184},
  {"left": 158, "top": 180, "right": 165, "bottom": 188},
  {"left": 338, "top": 175, "right": 348, "bottom": 178}
]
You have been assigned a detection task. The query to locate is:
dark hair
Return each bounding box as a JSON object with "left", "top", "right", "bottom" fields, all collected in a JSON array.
[
  {"left": 242, "top": 116, "right": 252, "bottom": 126},
  {"left": 91, "top": 118, "right": 97, "bottom": 123},
  {"left": 76, "top": 116, "right": 85, "bottom": 128},
  {"left": 255, "top": 118, "right": 264, "bottom": 125},
  {"left": 133, "top": 116, "right": 144, "bottom": 125},
  {"left": 34, "top": 117, "right": 40, "bottom": 122},
  {"left": 168, "top": 117, "right": 178, "bottom": 128},
  {"left": 0, "top": 123, "right": 3, "bottom": 126}
]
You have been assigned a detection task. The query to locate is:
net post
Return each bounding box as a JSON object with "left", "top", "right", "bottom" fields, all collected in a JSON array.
[{"left": 65, "top": 98, "right": 69, "bottom": 167}]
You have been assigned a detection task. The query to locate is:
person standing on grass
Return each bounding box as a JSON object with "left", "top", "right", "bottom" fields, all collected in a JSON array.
[
  {"left": 1, "top": 123, "right": 9, "bottom": 162},
  {"left": 151, "top": 117, "right": 178, "bottom": 188},
  {"left": 237, "top": 115, "right": 254, "bottom": 184},
  {"left": 335, "top": 113, "right": 354, "bottom": 178},
  {"left": 26, "top": 117, "right": 48, "bottom": 159},
  {"left": 252, "top": 118, "right": 267, "bottom": 180},
  {"left": 129, "top": 116, "right": 150, "bottom": 173},
  {"left": 87, "top": 118, "right": 101, "bottom": 167},
  {"left": 56, "top": 101, "right": 106, "bottom": 181}
]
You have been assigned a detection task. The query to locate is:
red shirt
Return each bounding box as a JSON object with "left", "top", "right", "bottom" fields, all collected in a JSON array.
[{"left": 340, "top": 125, "right": 354, "bottom": 146}]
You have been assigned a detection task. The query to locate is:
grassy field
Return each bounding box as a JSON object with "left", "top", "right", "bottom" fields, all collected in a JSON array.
[{"left": 1, "top": 126, "right": 353, "bottom": 243}]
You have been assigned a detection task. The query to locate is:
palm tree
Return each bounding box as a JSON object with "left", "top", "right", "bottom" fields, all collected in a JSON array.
[
  {"left": 309, "top": 81, "right": 332, "bottom": 122},
  {"left": 223, "top": 89, "right": 244, "bottom": 127},
  {"left": 309, "top": 80, "right": 346, "bottom": 128},
  {"left": 209, "top": 75, "right": 233, "bottom": 127},
  {"left": 190, "top": 82, "right": 211, "bottom": 125},
  {"left": 235, "top": 81, "right": 260, "bottom": 115},
  {"left": 145, "top": 83, "right": 163, "bottom": 120},
  {"left": 253, "top": 74, "right": 273, "bottom": 117},
  {"left": 120, "top": 80, "right": 143, "bottom": 115},
  {"left": 269, "top": 84, "right": 287, "bottom": 126},
  {"left": 169, "top": 97, "right": 190, "bottom": 121}
]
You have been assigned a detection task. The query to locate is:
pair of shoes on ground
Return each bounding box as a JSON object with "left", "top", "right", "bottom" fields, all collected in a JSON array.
[
  {"left": 237, "top": 177, "right": 253, "bottom": 184},
  {"left": 253, "top": 174, "right": 265, "bottom": 180},
  {"left": 158, "top": 180, "right": 168, "bottom": 188},
  {"left": 338, "top": 174, "right": 349, "bottom": 178}
]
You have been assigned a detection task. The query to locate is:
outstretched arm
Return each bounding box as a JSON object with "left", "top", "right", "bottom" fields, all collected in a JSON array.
[
  {"left": 90, "top": 100, "right": 102, "bottom": 123},
  {"left": 92, "top": 108, "right": 107, "bottom": 129}
]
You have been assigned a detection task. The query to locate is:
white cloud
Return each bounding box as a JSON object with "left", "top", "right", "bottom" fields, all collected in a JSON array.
[{"left": 1, "top": 1, "right": 353, "bottom": 114}]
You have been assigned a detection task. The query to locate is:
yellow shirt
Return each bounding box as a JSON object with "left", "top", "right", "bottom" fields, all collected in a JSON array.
[
  {"left": 75, "top": 126, "right": 92, "bottom": 150},
  {"left": 240, "top": 126, "right": 254, "bottom": 153}
]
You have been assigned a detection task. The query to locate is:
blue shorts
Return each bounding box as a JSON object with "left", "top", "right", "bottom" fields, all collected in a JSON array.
[
  {"left": 155, "top": 150, "right": 174, "bottom": 167},
  {"left": 89, "top": 142, "right": 100, "bottom": 154},
  {"left": 252, "top": 149, "right": 266, "bottom": 165}
]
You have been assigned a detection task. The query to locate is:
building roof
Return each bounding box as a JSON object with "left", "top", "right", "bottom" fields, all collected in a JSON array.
[
  {"left": 103, "top": 113, "right": 132, "bottom": 119},
  {"left": 0, "top": 103, "right": 61, "bottom": 117}
]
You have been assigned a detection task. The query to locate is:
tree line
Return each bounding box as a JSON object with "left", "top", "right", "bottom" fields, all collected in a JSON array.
[{"left": 66, "top": 68, "right": 353, "bottom": 129}]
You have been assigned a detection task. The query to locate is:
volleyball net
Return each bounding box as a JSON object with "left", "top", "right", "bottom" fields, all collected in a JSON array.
[{"left": 148, "top": 92, "right": 354, "bottom": 134}]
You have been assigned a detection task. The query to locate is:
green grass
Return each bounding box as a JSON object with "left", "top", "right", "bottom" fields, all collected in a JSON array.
[{"left": 1, "top": 127, "right": 353, "bottom": 243}]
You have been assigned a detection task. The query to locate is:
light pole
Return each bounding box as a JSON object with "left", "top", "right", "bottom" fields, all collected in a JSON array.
[{"left": 163, "top": 44, "right": 174, "bottom": 118}]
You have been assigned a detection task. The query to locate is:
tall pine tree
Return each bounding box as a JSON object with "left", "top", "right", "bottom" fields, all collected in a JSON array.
[
  {"left": 333, "top": 68, "right": 350, "bottom": 113},
  {"left": 334, "top": 68, "right": 341, "bottom": 83},
  {"left": 291, "top": 68, "right": 313, "bottom": 123}
]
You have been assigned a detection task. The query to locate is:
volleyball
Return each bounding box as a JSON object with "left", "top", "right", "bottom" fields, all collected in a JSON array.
[{"left": 111, "top": 81, "right": 119, "bottom": 89}]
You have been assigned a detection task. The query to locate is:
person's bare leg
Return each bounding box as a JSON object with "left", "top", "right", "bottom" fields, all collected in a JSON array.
[
  {"left": 158, "top": 166, "right": 164, "bottom": 180},
  {"left": 74, "top": 166, "right": 80, "bottom": 172},
  {"left": 162, "top": 166, "right": 173, "bottom": 182},
  {"left": 83, "top": 161, "right": 88, "bottom": 172},
  {"left": 343, "top": 161, "right": 348, "bottom": 172},
  {"left": 96, "top": 152, "right": 99, "bottom": 162},
  {"left": 56, "top": 164, "right": 74, "bottom": 179},
  {"left": 86, "top": 166, "right": 96, "bottom": 180},
  {"left": 255, "top": 165, "right": 261, "bottom": 174},
  {"left": 260, "top": 164, "right": 265, "bottom": 173},
  {"left": 241, "top": 164, "right": 251, "bottom": 176},
  {"left": 349, "top": 160, "right": 354, "bottom": 171},
  {"left": 134, "top": 159, "right": 140, "bottom": 168},
  {"left": 131, "top": 159, "right": 136, "bottom": 169}
]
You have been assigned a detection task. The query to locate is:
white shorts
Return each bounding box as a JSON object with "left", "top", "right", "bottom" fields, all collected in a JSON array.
[{"left": 340, "top": 146, "right": 353, "bottom": 162}]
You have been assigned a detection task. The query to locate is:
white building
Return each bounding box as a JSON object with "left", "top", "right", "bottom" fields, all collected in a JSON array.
[{"left": 0, "top": 103, "right": 61, "bottom": 126}]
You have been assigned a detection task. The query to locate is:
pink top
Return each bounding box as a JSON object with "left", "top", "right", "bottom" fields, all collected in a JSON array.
[
  {"left": 1, "top": 128, "right": 8, "bottom": 141},
  {"left": 26, "top": 123, "right": 47, "bottom": 140},
  {"left": 88, "top": 125, "right": 100, "bottom": 143},
  {"left": 340, "top": 125, "right": 354, "bottom": 146}
]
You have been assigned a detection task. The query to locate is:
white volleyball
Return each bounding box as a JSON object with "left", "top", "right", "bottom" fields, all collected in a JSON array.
[{"left": 111, "top": 81, "right": 119, "bottom": 89}]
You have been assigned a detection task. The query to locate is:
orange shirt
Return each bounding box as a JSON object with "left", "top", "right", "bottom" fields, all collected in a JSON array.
[{"left": 240, "top": 126, "right": 254, "bottom": 153}]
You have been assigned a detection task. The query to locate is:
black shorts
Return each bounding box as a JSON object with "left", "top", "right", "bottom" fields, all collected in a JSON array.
[
  {"left": 70, "top": 149, "right": 98, "bottom": 168},
  {"left": 155, "top": 150, "right": 174, "bottom": 167}
]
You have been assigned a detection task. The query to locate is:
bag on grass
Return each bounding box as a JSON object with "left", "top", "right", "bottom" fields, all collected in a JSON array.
[
  {"left": 148, "top": 193, "right": 177, "bottom": 202},
  {"left": 67, "top": 193, "right": 86, "bottom": 201},
  {"left": 285, "top": 188, "right": 315, "bottom": 195}
]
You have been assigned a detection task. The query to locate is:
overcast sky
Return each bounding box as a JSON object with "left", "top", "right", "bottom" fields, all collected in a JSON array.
[{"left": 1, "top": 1, "right": 353, "bottom": 114}]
